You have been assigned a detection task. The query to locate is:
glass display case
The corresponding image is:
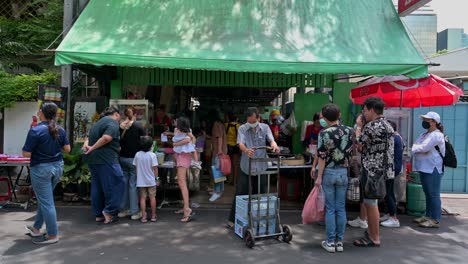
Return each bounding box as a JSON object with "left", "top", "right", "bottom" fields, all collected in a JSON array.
[{"left": 109, "top": 99, "right": 154, "bottom": 136}]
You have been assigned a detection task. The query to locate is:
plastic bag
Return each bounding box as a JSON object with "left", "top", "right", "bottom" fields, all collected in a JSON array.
[
  {"left": 301, "top": 185, "right": 325, "bottom": 224},
  {"left": 218, "top": 153, "right": 232, "bottom": 175},
  {"left": 211, "top": 165, "right": 226, "bottom": 183},
  {"left": 281, "top": 111, "right": 298, "bottom": 135}
]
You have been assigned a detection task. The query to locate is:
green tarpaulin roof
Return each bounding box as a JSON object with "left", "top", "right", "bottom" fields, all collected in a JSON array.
[{"left": 55, "top": 0, "right": 428, "bottom": 78}]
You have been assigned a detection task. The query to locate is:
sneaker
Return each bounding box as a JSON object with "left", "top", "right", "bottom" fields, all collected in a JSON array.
[
  {"left": 25, "top": 225, "right": 42, "bottom": 237},
  {"left": 118, "top": 210, "right": 130, "bottom": 218},
  {"left": 381, "top": 218, "right": 400, "bottom": 228},
  {"left": 209, "top": 192, "right": 222, "bottom": 202},
  {"left": 321, "top": 241, "right": 336, "bottom": 253},
  {"left": 413, "top": 216, "right": 429, "bottom": 224},
  {"left": 32, "top": 235, "right": 59, "bottom": 245},
  {"left": 192, "top": 161, "right": 202, "bottom": 170},
  {"left": 130, "top": 212, "right": 142, "bottom": 220},
  {"left": 348, "top": 217, "right": 368, "bottom": 229},
  {"left": 379, "top": 214, "right": 390, "bottom": 222},
  {"left": 336, "top": 242, "right": 344, "bottom": 252}
]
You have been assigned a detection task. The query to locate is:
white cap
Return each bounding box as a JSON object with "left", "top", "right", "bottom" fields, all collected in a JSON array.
[{"left": 420, "top": 111, "right": 441, "bottom": 124}]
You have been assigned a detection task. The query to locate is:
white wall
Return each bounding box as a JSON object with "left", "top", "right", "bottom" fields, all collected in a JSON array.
[{"left": 4, "top": 102, "right": 38, "bottom": 155}]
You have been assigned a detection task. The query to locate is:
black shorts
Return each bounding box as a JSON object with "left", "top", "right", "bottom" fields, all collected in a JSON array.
[{"left": 227, "top": 145, "right": 240, "bottom": 155}]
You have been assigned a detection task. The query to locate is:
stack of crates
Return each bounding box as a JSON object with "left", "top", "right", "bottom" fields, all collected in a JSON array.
[{"left": 234, "top": 194, "right": 279, "bottom": 238}]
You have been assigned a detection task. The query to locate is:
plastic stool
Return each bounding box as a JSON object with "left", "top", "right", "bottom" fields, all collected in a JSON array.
[{"left": 0, "top": 177, "right": 12, "bottom": 202}]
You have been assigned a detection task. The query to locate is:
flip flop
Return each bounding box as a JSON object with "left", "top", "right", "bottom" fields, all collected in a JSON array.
[
  {"left": 224, "top": 221, "right": 234, "bottom": 230},
  {"left": 181, "top": 210, "right": 195, "bottom": 223},
  {"left": 181, "top": 214, "right": 192, "bottom": 223},
  {"left": 150, "top": 217, "right": 157, "bottom": 222},
  {"left": 103, "top": 216, "right": 119, "bottom": 225},
  {"left": 102, "top": 211, "right": 119, "bottom": 225},
  {"left": 95, "top": 217, "right": 105, "bottom": 222},
  {"left": 353, "top": 237, "right": 380, "bottom": 247}
]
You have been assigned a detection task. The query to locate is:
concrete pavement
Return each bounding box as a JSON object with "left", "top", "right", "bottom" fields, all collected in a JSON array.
[{"left": 1, "top": 206, "right": 467, "bottom": 264}]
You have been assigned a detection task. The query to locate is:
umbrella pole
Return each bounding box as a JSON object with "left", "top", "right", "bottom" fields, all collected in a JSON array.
[{"left": 400, "top": 90, "right": 403, "bottom": 109}]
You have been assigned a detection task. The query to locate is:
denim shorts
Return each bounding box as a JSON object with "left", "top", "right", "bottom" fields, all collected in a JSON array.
[{"left": 363, "top": 198, "right": 378, "bottom": 206}]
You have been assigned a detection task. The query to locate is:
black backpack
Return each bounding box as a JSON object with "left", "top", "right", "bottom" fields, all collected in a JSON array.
[{"left": 435, "top": 135, "right": 457, "bottom": 168}]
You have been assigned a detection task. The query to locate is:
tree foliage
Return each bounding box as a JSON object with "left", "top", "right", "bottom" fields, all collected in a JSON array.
[
  {"left": 0, "top": 0, "right": 63, "bottom": 71},
  {"left": 0, "top": 70, "right": 60, "bottom": 108}
]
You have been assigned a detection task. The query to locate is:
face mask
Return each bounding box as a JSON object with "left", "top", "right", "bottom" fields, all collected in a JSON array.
[
  {"left": 422, "top": 121, "right": 430, "bottom": 129},
  {"left": 247, "top": 122, "right": 259, "bottom": 129},
  {"left": 319, "top": 118, "right": 328, "bottom": 128}
]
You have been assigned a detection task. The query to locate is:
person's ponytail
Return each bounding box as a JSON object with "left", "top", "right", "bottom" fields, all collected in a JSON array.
[
  {"left": 48, "top": 119, "right": 59, "bottom": 139},
  {"left": 436, "top": 123, "right": 444, "bottom": 133},
  {"left": 40, "top": 102, "right": 59, "bottom": 139}
]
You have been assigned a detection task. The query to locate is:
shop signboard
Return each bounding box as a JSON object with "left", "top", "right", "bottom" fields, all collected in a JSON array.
[
  {"left": 398, "top": 0, "right": 431, "bottom": 16},
  {"left": 37, "top": 84, "right": 68, "bottom": 128}
]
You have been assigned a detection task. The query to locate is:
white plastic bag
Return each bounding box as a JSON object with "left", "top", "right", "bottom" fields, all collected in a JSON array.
[{"left": 281, "top": 111, "right": 298, "bottom": 135}]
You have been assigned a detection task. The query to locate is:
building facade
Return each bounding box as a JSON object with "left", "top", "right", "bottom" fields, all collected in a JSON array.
[
  {"left": 400, "top": 5, "right": 437, "bottom": 58},
  {"left": 437, "top": 28, "right": 468, "bottom": 52}
]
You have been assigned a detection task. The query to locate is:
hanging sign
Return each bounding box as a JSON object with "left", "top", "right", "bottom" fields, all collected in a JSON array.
[{"left": 398, "top": 0, "right": 431, "bottom": 16}]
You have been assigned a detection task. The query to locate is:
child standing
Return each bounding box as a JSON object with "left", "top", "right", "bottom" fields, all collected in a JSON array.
[{"left": 134, "top": 136, "right": 160, "bottom": 223}]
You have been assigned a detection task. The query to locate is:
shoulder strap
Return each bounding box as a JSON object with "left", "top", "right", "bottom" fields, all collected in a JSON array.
[{"left": 434, "top": 133, "right": 445, "bottom": 159}]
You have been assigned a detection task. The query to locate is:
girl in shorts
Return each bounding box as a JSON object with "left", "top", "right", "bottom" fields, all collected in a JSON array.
[{"left": 172, "top": 117, "right": 195, "bottom": 222}]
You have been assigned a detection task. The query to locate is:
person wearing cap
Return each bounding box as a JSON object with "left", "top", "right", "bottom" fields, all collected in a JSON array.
[{"left": 411, "top": 111, "right": 445, "bottom": 228}]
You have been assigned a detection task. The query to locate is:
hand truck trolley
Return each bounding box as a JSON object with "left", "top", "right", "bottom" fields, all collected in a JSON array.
[{"left": 239, "top": 146, "right": 292, "bottom": 248}]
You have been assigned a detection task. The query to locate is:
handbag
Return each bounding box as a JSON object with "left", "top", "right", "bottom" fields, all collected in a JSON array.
[{"left": 347, "top": 177, "right": 360, "bottom": 202}]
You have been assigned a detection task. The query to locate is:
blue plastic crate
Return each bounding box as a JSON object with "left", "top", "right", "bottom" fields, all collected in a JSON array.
[
  {"left": 235, "top": 194, "right": 278, "bottom": 220},
  {"left": 234, "top": 215, "right": 277, "bottom": 238}
]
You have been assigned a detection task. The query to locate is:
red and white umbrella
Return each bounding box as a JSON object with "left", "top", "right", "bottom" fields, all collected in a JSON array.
[{"left": 350, "top": 74, "right": 464, "bottom": 108}]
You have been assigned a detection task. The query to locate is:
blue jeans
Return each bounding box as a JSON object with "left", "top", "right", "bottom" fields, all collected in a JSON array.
[
  {"left": 30, "top": 161, "right": 64, "bottom": 236},
  {"left": 321, "top": 167, "right": 348, "bottom": 243},
  {"left": 119, "top": 157, "right": 139, "bottom": 215},
  {"left": 214, "top": 181, "right": 224, "bottom": 193},
  {"left": 420, "top": 168, "right": 443, "bottom": 222},
  {"left": 89, "top": 163, "right": 124, "bottom": 216}
]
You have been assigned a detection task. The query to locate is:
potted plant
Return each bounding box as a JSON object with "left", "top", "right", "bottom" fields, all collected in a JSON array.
[{"left": 77, "top": 163, "right": 91, "bottom": 200}]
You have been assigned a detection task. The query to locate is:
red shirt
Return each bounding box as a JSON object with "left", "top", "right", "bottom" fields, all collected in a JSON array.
[{"left": 304, "top": 124, "right": 322, "bottom": 143}]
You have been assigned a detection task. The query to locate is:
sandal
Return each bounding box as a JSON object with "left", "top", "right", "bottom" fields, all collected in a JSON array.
[
  {"left": 353, "top": 237, "right": 380, "bottom": 247},
  {"left": 225, "top": 221, "right": 234, "bottom": 230},
  {"left": 141, "top": 212, "right": 148, "bottom": 223},
  {"left": 95, "top": 217, "right": 105, "bottom": 222},
  {"left": 181, "top": 209, "right": 194, "bottom": 223},
  {"left": 150, "top": 216, "right": 157, "bottom": 222},
  {"left": 419, "top": 220, "right": 440, "bottom": 228},
  {"left": 102, "top": 211, "right": 119, "bottom": 225}
]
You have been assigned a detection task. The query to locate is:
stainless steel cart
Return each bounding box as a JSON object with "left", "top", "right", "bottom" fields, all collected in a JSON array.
[{"left": 242, "top": 147, "right": 292, "bottom": 248}]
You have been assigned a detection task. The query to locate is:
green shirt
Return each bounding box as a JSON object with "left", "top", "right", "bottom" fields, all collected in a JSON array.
[{"left": 87, "top": 116, "right": 120, "bottom": 165}]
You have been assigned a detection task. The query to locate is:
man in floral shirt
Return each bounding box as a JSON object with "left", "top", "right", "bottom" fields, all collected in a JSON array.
[
  {"left": 315, "top": 104, "right": 355, "bottom": 253},
  {"left": 354, "top": 97, "right": 394, "bottom": 248}
]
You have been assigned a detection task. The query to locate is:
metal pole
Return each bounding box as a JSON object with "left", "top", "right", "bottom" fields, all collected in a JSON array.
[{"left": 61, "top": 0, "right": 75, "bottom": 140}]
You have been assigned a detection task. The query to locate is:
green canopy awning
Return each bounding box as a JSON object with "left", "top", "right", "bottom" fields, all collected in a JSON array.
[{"left": 55, "top": 0, "right": 428, "bottom": 78}]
